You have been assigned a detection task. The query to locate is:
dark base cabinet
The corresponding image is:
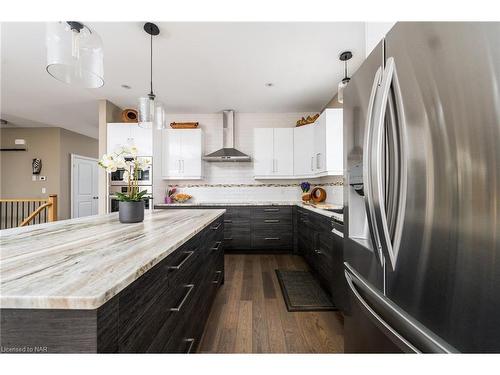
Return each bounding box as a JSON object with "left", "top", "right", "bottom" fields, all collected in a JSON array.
[
  {"left": 0, "top": 216, "right": 224, "bottom": 354},
  {"left": 157, "top": 205, "right": 294, "bottom": 252},
  {"left": 296, "top": 206, "right": 347, "bottom": 312}
]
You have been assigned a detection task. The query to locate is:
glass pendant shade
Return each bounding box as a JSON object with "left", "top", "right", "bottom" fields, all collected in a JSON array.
[
  {"left": 337, "top": 80, "right": 347, "bottom": 104},
  {"left": 154, "top": 102, "right": 166, "bottom": 130},
  {"left": 46, "top": 22, "right": 104, "bottom": 88},
  {"left": 137, "top": 97, "right": 154, "bottom": 128}
]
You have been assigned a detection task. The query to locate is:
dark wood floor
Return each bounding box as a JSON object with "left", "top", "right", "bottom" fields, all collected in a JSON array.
[{"left": 198, "top": 253, "right": 344, "bottom": 353}]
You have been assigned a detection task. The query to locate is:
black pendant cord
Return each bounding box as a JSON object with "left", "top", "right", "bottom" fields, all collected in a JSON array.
[{"left": 149, "top": 33, "right": 155, "bottom": 100}]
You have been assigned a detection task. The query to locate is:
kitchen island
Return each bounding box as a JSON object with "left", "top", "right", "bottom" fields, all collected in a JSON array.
[{"left": 0, "top": 209, "right": 225, "bottom": 353}]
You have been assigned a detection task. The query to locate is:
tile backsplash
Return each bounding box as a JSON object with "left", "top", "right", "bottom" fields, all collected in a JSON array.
[{"left": 153, "top": 113, "right": 344, "bottom": 205}]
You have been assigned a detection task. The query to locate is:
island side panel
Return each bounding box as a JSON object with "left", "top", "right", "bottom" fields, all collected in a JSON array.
[{"left": 0, "top": 308, "right": 98, "bottom": 353}]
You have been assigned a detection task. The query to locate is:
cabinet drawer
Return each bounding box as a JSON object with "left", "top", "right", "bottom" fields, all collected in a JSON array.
[
  {"left": 252, "top": 206, "right": 292, "bottom": 219},
  {"left": 252, "top": 217, "right": 293, "bottom": 227},
  {"left": 251, "top": 233, "right": 293, "bottom": 250},
  {"left": 224, "top": 207, "right": 251, "bottom": 219}
]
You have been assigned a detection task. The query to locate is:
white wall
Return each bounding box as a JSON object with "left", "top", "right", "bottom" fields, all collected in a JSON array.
[
  {"left": 152, "top": 113, "right": 343, "bottom": 205},
  {"left": 365, "top": 22, "right": 396, "bottom": 57}
]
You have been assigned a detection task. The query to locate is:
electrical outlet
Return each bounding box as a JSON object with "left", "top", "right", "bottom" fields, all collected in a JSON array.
[
  {"left": 42, "top": 187, "right": 46, "bottom": 194},
  {"left": 39, "top": 176, "right": 47, "bottom": 181},
  {"left": 32, "top": 175, "right": 37, "bottom": 181}
]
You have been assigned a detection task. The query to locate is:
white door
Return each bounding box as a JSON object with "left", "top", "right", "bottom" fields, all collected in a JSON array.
[
  {"left": 72, "top": 155, "right": 99, "bottom": 218},
  {"left": 107, "top": 123, "right": 132, "bottom": 153},
  {"left": 162, "top": 130, "right": 183, "bottom": 178},
  {"left": 130, "top": 125, "right": 153, "bottom": 155},
  {"left": 181, "top": 129, "right": 202, "bottom": 178},
  {"left": 253, "top": 128, "right": 274, "bottom": 176},
  {"left": 273, "top": 128, "right": 294, "bottom": 176},
  {"left": 314, "top": 113, "right": 327, "bottom": 173},
  {"left": 293, "top": 124, "right": 315, "bottom": 176}
]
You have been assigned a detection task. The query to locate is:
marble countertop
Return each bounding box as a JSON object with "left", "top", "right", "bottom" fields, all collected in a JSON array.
[
  {"left": 0, "top": 209, "right": 225, "bottom": 310},
  {"left": 155, "top": 201, "right": 344, "bottom": 222}
]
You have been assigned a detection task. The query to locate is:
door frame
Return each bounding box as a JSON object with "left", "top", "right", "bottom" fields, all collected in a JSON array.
[{"left": 70, "top": 154, "right": 99, "bottom": 219}]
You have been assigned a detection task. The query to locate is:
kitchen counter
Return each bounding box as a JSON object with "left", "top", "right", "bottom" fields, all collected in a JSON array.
[
  {"left": 0, "top": 209, "right": 225, "bottom": 310},
  {"left": 155, "top": 201, "right": 344, "bottom": 223}
]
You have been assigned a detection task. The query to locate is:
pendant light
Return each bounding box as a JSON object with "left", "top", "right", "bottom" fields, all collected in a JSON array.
[
  {"left": 337, "top": 51, "right": 353, "bottom": 104},
  {"left": 46, "top": 22, "right": 104, "bottom": 88},
  {"left": 138, "top": 22, "right": 165, "bottom": 130}
]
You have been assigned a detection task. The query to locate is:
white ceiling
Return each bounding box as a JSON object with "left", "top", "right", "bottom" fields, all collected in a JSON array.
[{"left": 1, "top": 22, "right": 366, "bottom": 138}]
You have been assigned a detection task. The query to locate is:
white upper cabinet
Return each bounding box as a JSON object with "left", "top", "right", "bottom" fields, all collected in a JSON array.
[
  {"left": 254, "top": 128, "right": 294, "bottom": 178},
  {"left": 107, "top": 123, "right": 153, "bottom": 155},
  {"left": 162, "top": 129, "right": 203, "bottom": 180},
  {"left": 319, "top": 108, "right": 343, "bottom": 176},
  {"left": 255, "top": 109, "right": 343, "bottom": 180},
  {"left": 293, "top": 124, "right": 315, "bottom": 177}
]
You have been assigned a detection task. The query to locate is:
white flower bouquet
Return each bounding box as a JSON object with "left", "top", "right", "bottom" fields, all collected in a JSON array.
[{"left": 99, "top": 146, "right": 151, "bottom": 202}]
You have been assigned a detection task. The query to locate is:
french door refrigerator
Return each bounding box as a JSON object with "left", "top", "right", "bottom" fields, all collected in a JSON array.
[{"left": 343, "top": 22, "right": 500, "bottom": 353}]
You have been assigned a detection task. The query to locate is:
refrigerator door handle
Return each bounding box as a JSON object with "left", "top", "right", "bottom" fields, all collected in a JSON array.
[
  {"left": 371, "top": 57, "right": 408, "bottom": 271},
  {"left": 344, "top": 262, "right": 458, "bottom": 353},
  {"left": 362, "top": 66, "right": 384, "bottom": 265}
]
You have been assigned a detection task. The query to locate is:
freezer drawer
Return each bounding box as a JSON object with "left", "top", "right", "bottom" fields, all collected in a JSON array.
[{"left": 344, "top": 263, "right": 458, "bottom": 353}]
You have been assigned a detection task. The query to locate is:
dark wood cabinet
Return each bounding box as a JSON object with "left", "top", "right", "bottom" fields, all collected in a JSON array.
[
  {"left": 296, "top": 207, "right": 346, "bottom": 312},
  {"left": 158, "top": 205, "right": 293, "bottom": 252}
]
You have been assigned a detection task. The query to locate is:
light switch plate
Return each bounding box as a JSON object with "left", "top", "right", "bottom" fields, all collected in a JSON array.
[
  {"left": 41, "top": 187, "right": 46, "bottom": 194},
  {"left": 32, "top": 175, "right": 37, "bottom": 181}
]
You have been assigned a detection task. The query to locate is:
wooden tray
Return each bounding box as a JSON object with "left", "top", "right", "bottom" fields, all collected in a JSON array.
[{"left": 170, "top": 122, "right": 199, "bottom": 129}]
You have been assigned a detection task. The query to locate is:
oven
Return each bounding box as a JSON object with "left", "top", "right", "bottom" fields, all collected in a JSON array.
[
  {"left": 109, "top": 156, "right": 152, "bottom": 186},
  {"left": 108, "top": 185, "right": 153, "bottom": 213}
]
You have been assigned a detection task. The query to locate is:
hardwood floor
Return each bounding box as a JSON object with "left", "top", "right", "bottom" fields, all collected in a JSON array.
[{"left": 198, "top": 253, "right": 344, "bottom": 353}]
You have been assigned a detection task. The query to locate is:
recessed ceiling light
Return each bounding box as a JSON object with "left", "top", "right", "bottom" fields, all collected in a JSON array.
[
  {"left": 121, "top": 84, "right": 132, "bottom": 89},
  {"left": 265, "top": 83, "right": 274, "bottom": 87}
]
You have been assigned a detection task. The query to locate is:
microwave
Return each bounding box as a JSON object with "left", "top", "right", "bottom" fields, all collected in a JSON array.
[{"left": 109, "top": 156, "right": 152, "bottom": 186}]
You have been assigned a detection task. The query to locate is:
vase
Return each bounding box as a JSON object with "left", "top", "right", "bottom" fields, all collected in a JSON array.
[
  {"left": 118, "top": 200, "right": 145, "bottom": 223},
  {"left": 301, "top": 193, "right": 311, "bottom": 202},
  {"left": 165, "top": 196, "right": 173, "bottom": 204}
]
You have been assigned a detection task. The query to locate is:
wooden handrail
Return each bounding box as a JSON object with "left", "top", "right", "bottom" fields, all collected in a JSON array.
[
  {"left": 20, "top": 202, "right": 52, "bottom": 226},
  {"left": 0, "top": 198, "right": 49, "bottom": 202}
]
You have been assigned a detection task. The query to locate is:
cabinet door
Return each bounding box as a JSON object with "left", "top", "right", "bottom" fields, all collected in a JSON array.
[
  {"left": 314, "top": 113, "right": 327, "bottom": 173},
  {"left": 273, "top": 128, "right": 294, "bottom": 176},
  {"left": 130, "top": 126, "right": 152, "bottom": 156},
  {"left": 293, "top": 125, "right": 314, "bottom": 176},
  {"left": 162, "top": 130, "right": 182, "bottom": 178},
  {"left": 107, "top": 123, "right": 132, "bottom": 153},
  {"left": 181, "top": 129, "right": 202, "bottom": 178},
  {"left": 253, "top": 128, "right": 274, "bottom": 176},
  {"left": 324, "top": 109, "right": 343, "bottom": 175}
]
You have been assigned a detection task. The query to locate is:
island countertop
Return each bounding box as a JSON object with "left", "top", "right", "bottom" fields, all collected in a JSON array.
[{"left": 0, "top": 209, "right": 225, "bottom": 310}]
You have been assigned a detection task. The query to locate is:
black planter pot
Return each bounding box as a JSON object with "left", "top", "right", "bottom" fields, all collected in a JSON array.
[{"left": 118, "top": 200, "right": 145, "bottom": 223}]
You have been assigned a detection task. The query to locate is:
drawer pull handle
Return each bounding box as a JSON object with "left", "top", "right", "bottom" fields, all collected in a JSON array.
[
  {"left": 184, "top": 338, "right": 195, "bottom": 354},
  {"left": 211, "top": 222, "right": 222, "bottom": 230},
  {"left": 264, "top": 208, "right": 279, "bottom": 212},
  {"left": 224, "top": 237, "right": 233, "bottom": 241},
  {"left": 169, "top": 251, "right": 194, "bottom": 270},
  {"left": 213, "top": 270, "right": 223, "bottom": 284},
  {"left": 224, "top": 220, "right": 233, "bottom": 223},
  {"left": 211, "top": 241, "right": 222, "bottom": 251},
  {"left": 314, "top": 249, "right": 323, "bottom": 255},
  {"left": 264, "top": 237, "right": 280, "bottom": 241},
  {"left": 331, "top": 228, "right": 344, "bottom": 238},
  {"left": 264, "top": 219, "right": 280, "bottom": 223},
  {"left": 170, "top": 284, "right": 195, "bottom": 312}
]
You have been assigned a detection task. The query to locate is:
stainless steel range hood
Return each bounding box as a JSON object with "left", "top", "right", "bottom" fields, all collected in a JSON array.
[{"left": 203, "top": 110, "right": 251, "bottom": 162}]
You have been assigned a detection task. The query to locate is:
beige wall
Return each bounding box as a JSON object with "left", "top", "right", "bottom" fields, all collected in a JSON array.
[
  {"left": 0, "top": 127, "right": 98, "bottom": 220},
  {"left": 59, "top": 129, "right": 98, "bottom": 220},
  {"left": 1, "top": 127, "right": 61, "bottom": 201},
  {"left": 98, "top": 100, "right": 122, "bottom": 214}
]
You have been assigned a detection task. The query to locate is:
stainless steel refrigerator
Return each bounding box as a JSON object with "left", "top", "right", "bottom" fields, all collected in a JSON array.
[{"left": 343, "top": 22, "right": 500, "bottom": 353}]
